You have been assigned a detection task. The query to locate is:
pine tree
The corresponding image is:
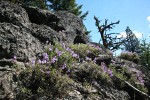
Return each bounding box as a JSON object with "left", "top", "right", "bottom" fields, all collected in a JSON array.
[
  {"left": 47, "top": 0, "right": 88, "bottom": 20},
  {"left": 123, "top": 26, "right": 140, "bottom": 53},
  {"left": 139, "top": 39, "right": 150, "bottom": 69},
  {"left": 6, "top": 0, "right": 88, "bottom": 20}
]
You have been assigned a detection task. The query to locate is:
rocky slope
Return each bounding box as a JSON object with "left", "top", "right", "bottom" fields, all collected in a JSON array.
[{"left": 0, "top": 1, "right": 150, "bottom": 100}]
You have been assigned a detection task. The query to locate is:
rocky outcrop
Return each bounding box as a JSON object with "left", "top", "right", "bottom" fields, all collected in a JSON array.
[
  {"left": 0, "top": 0, "right": 88, "bottom": 62},
  {"left": 22, "top": 6, "right": 87, "bottom": 44},
  {"left": 0, "top": 1, "right": 30, "bottom": 26},
  {"left": 0, "top": 1, "right": 88, "bottom": 99},
  {"left": 0, "top": 1, "right": 150, "bottom": 100}
]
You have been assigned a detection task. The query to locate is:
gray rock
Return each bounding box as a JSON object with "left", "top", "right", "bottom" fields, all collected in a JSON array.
[
  {"left": 54, "top": 11, "right": 87, "bottom": 43},
  {"left": 23, "top": 6, "right": 88, "bottom": 43},
  {"left": 0, "top": 1, "right": 30, "bottom": 26},
  {"left": 0, "top": 1, "right": 88, "bottom": 62},
  {"left": 0, "top": 23, "right": 44, "bottom": 61}
]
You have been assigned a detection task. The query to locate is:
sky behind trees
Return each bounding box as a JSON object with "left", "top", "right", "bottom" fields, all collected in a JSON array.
[{"left": 76, "top": 0, "right": 150, "bottom": 43}]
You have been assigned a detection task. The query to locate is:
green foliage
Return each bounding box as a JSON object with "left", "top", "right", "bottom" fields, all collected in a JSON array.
[
  {"left": 15, "top": 42, "right": 148, "bottom": 98},
  {"left": 47, "top": 0, "right": 88, "bottom": 20},
  {"left": 109, "top": 65, "right": 148, "bottom": 93},
  {"left": 69, "top": 43, "right": 106, "bottom": 59},
  {"left": 123, "top": 26, "right": 140, "bottom": 53},
  {"left": 18, "top": 67, "right": 74, "bottom": 98},
  {"left": 17, "top": 43, "right": 114, "bottom": 98},
  {"left": 118, "top": 51, "right": 140, "bottom": 64},
  {"left": 6, "top": 0, "right": 88, "bottom": 19},
  {"left": 71, "top": 61, "right": 111, "bottom": 84},
  {"left": 139, "top": 39, "right": 150, "bottom": 69}
]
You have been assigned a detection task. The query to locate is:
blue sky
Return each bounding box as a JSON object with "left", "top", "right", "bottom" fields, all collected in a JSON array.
[{"left": 76, "top": 0, "right": 150, "bottom": 43}]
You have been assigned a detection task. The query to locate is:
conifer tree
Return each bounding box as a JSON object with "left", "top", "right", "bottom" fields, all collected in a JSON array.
[
  {"left": 47, "top": 0, "right": 88, "bottom": 20},
  {"left": 6, "top": 0, "right": 88, "bottom": 20},
  {"left": 123, "top": 26, "right": 140, "bottom": 53},
  {"left": 139, "top": 38, "right": 150, "bottom": 69}
]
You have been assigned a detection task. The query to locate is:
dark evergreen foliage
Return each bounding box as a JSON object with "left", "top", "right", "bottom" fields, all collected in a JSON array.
[
  {"left": 139, "top": 39, "right": 150, "bottom": 69},
  {"left": 47, "top": 0, "right": 88, "bottom": 20},
  {"left": 123, "top": 26, "right": 140, "bottom": 53},
  {"left": 5, "top": 0, "right": 88, "bottom": 20}
]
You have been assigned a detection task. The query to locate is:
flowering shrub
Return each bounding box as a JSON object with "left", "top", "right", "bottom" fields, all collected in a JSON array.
[
  {"left": 70, "top": 61, "right": 112, "bottom": 84},
  {"left": 69, "top": 43, "right": 106, "bottom": 61},
  {"left": 18, "top": 67, "right": 74, "bottom": 98},
  {"left": 17, "top": 43, "right": 116, "bottom": 98},
  {"left": 101, "top": 62, "right": 113, "bottom": 77},
  {"left": 109, "top": 63, "right": 148, "bottom": 93},
  {"left": 129, "top": 68, "right": 145, "bottom": 86},
  {"left": 118, "top": 51, "right": 140, "bottom": 63},
  {"left": 127, "top": 68, "right": 148, "bottom": 93},
  {"left": 14, "top": 42, "right": 148, "bottom": 98}
]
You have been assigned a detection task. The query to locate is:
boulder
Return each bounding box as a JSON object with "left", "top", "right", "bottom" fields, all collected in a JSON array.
[
  {"left": 0, "top": 1, "right": 30, "bottom": 26},
  {"left": 23, "top": 6, "right": 88, "bottom": 43},
  {"left": 0, "top": 1, "right": 88, "bottom": 62},
  {"left": 0, "top": 23, "right": 44, "bottom": 61}
]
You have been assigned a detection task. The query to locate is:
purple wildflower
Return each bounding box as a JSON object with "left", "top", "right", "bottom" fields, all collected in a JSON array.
[
  {"left": 49, "top": 47, "right": 53, "bottom": 51},
  {"left": 107, "top": 69, "right": 113, "bottom": 77},
  {"left": 62, "top": 43, "right": 66, "bottom": 49},
  {"left": 85, "top": 57, "right": 92, "bottom": 61},
  {"left": 41, "top": 60, "right": 47, "bottom": 64},
  {"left": 58, "top": 51, "right": 63, "bottom": 56},
  {"left": 89, "top": 44, "right": 102, "bottom": 51},
  {"left": 38, "top": 59, "right": 42, "bottom": 64},
  {"left": 42, "top": 52, "right": 49, "bottom": 61},
  {"left": 103, "top": 67, "right": 108, "bottom": 73},
  {"left": 51, "top": 56, "right": 57, "bottom": 63},
  {"left": 13, "top": 55, "right": 17, "bottom": 60},
  {"left": 93, "top": 57, "right": 98, "bottom": 63},
  {"left": 138, "top": 77, "right": 144, "bottom": 85},
  {"left": 55, "top": 49, "right": 63, "bottom": 56},
  {"left": 31, "top": 60, "right": 35, "bottom": 66},
  {"left": 101, "top": 62, "right": 113, "bottom": 77},
  {"left": 62, "top": 63, "right": 67, "bottom": 70},
  {"left": 66, "top": 47, "right": 72, "bottom": 51},
  {"left": 46, "top": 71, "right": 50, "bottom": 74},
  {"left": 101, "top": 62, "right": 106, "bottom": 68},
  {"left": 72, "top": 53, "right": 78, "bottom": 58},
  {"left": 70, "top": 50, "right": 74, "bottom": 54}
]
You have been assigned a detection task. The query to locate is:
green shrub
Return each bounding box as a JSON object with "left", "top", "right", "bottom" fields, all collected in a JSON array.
[
  {"left": 69, "top": 43, "right": 111, "bottom": 60},
  {"left": 118, "top": 51, "right": 139, "bottom": 63},
  {"left": 139, "top": 39, "right": 150, "bottom": 69}
]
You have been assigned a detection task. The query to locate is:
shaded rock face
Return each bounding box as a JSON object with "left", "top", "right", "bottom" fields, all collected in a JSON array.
[
  {"left": 0, "top": 1, "right": 30, "bottom": 26},
  {"left": 23, "top": 6, "right": 87, "bottom": 44},
  {"left": 0, "top": 1, "right": 87, "bottom": 62},
  {"left": 0, "top": 23, "right": 44, "bottom": 61}
]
